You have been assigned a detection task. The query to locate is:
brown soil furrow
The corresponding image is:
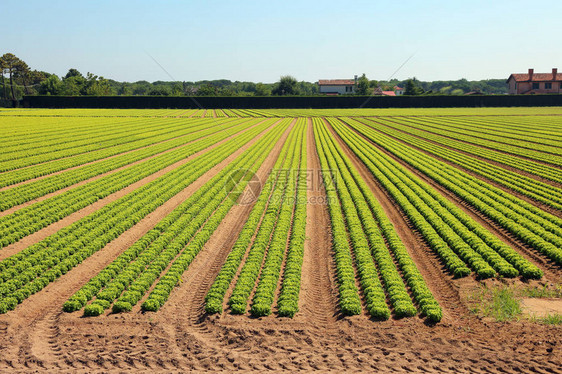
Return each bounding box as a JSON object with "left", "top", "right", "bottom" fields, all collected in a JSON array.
[
  {"left": 372, "top": 117, "right": 562, "bottom": 189},
  {"left": 319, "top": 122, "right": 380, "bottom": 320},
  {"left": 343, "top": 122, "right": 562, "bottom": 282},
  {"left": 219, "top": 175, "right": 279, "bottom": 314},
  {"left": 188, "top": 109, "right": 201, "bottom": 118},
  {"left": 300, "top": 118, "right": 339, "bottom": 326},
  {"left": 325, "top": 119, "right": 473, "bottom": 323},
  {"left": 266, "top": 124, "right": 309, "bottom": 315},
  {"left": 238, "top": 200, "right": 282, "bottom": 316},
  {"left": 361, "top": 118, "right": 562, "bottom": 218},
  {"left": 0, "top": 119, "right": 268, "bottom": 262}
]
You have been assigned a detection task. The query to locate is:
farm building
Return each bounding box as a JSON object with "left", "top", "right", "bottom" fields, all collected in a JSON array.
[
  {"left": 318, "top": 79, "right": 357, "bottom": 95},
  {"left": 507, "top": 68, "right": 561, "bottom": 94}
]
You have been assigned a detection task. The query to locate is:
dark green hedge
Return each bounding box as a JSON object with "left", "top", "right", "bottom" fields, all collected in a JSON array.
[{"left": 23, "top": 94, "right": 562, "bottom": 109}]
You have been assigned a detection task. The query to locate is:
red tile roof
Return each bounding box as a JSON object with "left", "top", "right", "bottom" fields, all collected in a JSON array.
[
  {"left": 318, "top": 79, "right": 356, "bottom": 86},
  {"left": 382, "top": 91, "right": 396, "bottom": 96},
  {"left": 508, "top": 73, "right": 562, "bottom": 82}
]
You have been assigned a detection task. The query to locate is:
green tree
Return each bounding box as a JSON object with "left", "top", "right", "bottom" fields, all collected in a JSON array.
[
  {"left": 13, "top": 60, "right": 31, "bottom": 95},
  {"left": 404, "top": 78, "right": 424, "bottom": 95},
  {"left": 0, "top": 53, "right": 25, "bottom": 100},
  {"left": 272, "top": 75, "right": 299, "bottom": 95},
  {"left": 356, "top": 73, "right": 369, "bottom": 95},
  {"left": 82, "top": 73, "right": 112, "bottom": 95},
  {"left": 0, "top": 58, "right": 7, "bottom": 100},
  {"left": 27, "top": 70, "right": 51, "bottom": 95},
  {"left": 369, "top": 80, "right": 379, "bottom": 88},
  {"left": 196, "top": 84, "right": 217, "bottom": 96},
  {"left": 64, "top": 68, "right": 83, "bottom": 80},
  {"left": 254, "top": 83, "right": 271, "bottom": 96},
  {"left": 38, "top": 75, "right": 63, "bottom": 95},
  {"left": 117, "top": 83, "right": 132, "bottom": 96},
  {"left": 61, "top": 75, "right": 86, "bottom": 95},
  {"left": 148, "top": 86, "right": 171, "bottom": 96},
  {"left": 171, "top": 83, "right": 183, "bottom": 96}
]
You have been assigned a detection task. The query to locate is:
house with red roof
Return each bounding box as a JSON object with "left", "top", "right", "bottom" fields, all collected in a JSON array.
[
  {"left": 372, "top": 87, "right": 396, "bottom": 96},
  {"left": 318, "top": 78, "right": 356, "bottom": 95},
  {"left": 507, "top": 68, "right": 561, "bottom": 94}
]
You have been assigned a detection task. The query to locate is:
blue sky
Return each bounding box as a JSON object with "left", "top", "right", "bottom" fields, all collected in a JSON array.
[{"left": 4, "top": 0, "right": 561, "bottom": 83}]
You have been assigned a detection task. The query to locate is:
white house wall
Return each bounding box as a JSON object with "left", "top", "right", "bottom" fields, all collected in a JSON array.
[{"left": 319, "top": 85, "right": 355, "bottom": 94}]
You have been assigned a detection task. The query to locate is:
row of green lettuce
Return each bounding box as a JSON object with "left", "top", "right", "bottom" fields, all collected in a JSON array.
[
  {"left": 335, "top": 118, "right": 549, "bottom": 275},
  {"left": 0, "top": 119, "right": 266, "bottom": 248},
  {"left": 62, "top": 119, "right": 290, "bottom": 316},
  {"left": 0, "top": 120, "right": 278, "bottom": 314}
]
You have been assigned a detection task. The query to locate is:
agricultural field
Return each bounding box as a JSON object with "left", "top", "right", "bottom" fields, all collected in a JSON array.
[{"left": 0, "top": 107, "right": 561, "bottom": 372}]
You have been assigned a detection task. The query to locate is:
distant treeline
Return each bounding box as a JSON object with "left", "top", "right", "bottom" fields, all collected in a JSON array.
[{"left": 1, "top": 52, "right": 509, "bottom": 102}]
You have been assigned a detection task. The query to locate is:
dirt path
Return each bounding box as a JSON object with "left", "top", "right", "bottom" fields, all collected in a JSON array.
[
  {"left": 299, "top": 118, "right": 340, "bottom": 326},
  {"left": 153, "top": 119, "right": 295, "bottom": 368},
  {"left": 0, "top": 120, "right": 268, "bottom": 262}
]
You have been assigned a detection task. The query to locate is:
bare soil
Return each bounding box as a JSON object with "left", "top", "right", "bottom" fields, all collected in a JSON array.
[{"left": 521, "top": 298, "right": 562, "bottom": 318}]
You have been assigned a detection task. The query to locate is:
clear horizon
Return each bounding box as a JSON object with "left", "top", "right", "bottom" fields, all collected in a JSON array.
[{"left": 4, "top": 0, "right": 561, "bottom": 83}]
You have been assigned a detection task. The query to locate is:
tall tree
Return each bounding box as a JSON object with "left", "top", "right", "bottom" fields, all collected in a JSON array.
[
  {"left": 0, "top": 57, "right": 6, "bottom": 100},
  {"left": 356, "top": 73, "right": 370, "bottom": 95},
  {"left": 0, "top": 53, "right": 24, "bottom": 100},
  {"left": 404, "top": 78, "right": 424, "bottom": 95},
  {"left": 64, "top": 68, "right": 83, "bottom": 80},
  {"left": 272, "top": 75, "right": 299, "bottom": 95},
  {"left": 14, "top": 60, "right": 31, "bottom": 95}
]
